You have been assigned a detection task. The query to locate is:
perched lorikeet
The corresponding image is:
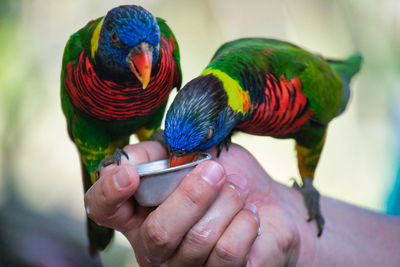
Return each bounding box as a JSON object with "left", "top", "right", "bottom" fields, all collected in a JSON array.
[
  {"left": 60, "top": 5, "right": 181, "bottom": 255},
  {"left": 164, "top": 38, "right": 361, "bottom": 236}
]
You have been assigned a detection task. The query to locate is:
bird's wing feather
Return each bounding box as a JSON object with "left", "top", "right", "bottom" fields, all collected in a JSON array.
[{"left": 157, "top": 17, "right": 182, "bottom": 90}]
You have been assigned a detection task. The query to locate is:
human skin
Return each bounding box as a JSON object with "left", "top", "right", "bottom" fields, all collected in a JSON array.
[{"left": 84, "top": 141, "right": 400, "bottom": 266}]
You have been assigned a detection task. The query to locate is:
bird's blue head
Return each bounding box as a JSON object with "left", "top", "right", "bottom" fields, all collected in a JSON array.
[
  {"left": 96, "top": 5, "right": 160, "bottom": 88},
  {"left": 165, "top": 74, "right": 239, "bottom": 157}
]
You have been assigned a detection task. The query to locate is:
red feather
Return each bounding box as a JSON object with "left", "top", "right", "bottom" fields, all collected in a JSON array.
[
  {"left": 237, "top": 74, "right": 313, "bottom": 136},
  {"left": 64, "top": 37, "right": 175, "bottom": 121}
]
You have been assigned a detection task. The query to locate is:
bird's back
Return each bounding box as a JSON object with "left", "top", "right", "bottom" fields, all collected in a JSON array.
[{"left": 204, "top": 38, "right": 345, "bottom": 137}]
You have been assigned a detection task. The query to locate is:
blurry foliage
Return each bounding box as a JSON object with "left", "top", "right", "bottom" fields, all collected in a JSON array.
[
  {"left": 0, "top": 0, "right": 21, "bottom": 20},
  {"left": 337, "top": 0, "right": 400, "bottom": 117},
  {"left": 0, "top": 0, "right": 44, "bottom": 195},
  {"left": 0, "top": 0, "right": 102, "bottom": 265},
  {"left": 0, "top": 196, "right": 103, "bottom": 266}
]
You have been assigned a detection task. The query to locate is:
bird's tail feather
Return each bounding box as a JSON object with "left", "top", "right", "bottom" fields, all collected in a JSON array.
[
  {"left": 87, "top": 217, "right": 114, "bottom": 256},
  {"left": 327, "top": 53, "right": 363, "bottom": 116},
  {"left": 80, "top": 159, "right": 114, "bottom": 256},
  {"left": 327, "top": 53, "right": 363, "bottom": 80}
]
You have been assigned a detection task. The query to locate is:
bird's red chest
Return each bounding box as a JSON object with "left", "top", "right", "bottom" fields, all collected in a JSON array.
[
  {"left": 236, "top": 74, "right": 313, "bottom": 136},
  {"left": 64, "top": 38, "right": 175, "bottom": 121}
]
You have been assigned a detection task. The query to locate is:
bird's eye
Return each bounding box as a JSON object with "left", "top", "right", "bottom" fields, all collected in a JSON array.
[
  {"left": 110, "top": 31, "right": 119, "bottom": 44},
  {"left": 204, "top": 127, "right": 215, "bottom": 141}
]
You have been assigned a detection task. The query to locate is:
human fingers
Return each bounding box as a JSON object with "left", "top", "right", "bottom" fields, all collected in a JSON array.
[
  {"left": 122, "top": 140, "right": 168, "bottom": 165},
  {"left": 129, "top": 161, "right": 227, "bottom": 266},
  {"left": 245, "top": 199, "right": 301, "bottom": 267},
  {"left": 167, "top": 174, "right": 249, "bottom": 266},
  {"left": 205, "top": 203, "right": 261, "bottom": 267},
  {"left": 84, "top": 163, "right": 140, "bottom": 231},
  {"left": 84, "top": 141, "right": 167, "bottom": 231}
]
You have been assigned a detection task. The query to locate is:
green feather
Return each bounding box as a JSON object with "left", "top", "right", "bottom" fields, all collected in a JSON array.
[
  {"left": 205, "top": 38, "right": 347, "bottom": 123},
  {"left": 157, "top": 17, "right": 182, "bottom": 89},
  {"left": 328, "top": 53, "right": 363, "bottom": 79},
  {"left": 60, "top": 9, "right": 180, "bottom": 255},
  {"left": 165, "top": 37, "right": 362, "bottom": 237},
  {"left": 327, "top": 53, "right": 363, "bottom": 115}
]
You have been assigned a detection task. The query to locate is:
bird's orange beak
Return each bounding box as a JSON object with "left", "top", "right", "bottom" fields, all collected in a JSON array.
[
  {"left": 169, "top": 153, "right": 199, "bottom": 168},
  {"left": 127, "top": 43, "right": 152, "bottom": 89}
]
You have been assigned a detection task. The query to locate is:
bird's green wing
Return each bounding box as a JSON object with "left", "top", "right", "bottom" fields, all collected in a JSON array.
[
  {"left": 256, "top": 39, "right": 344, "bottom": 123},
  {"left": 60, "top": 16, "right": 104, "bottom": 129},
  {"left": 60, "top": 16, "right": 116, "bottom": 256},
  {"left": 205, "top": 38, "right": 344, "bottom": 123},
  {"left": 157, "top": 17, "right": 182, "bottom": 90}
]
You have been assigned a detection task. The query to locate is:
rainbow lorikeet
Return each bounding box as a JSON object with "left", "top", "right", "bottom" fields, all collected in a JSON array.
[
  {"left": 60, "top": 5, "right": 181, "bottom": 255},
  {"left": 164, "top": 38, "right": 361, "bottom": 236}
]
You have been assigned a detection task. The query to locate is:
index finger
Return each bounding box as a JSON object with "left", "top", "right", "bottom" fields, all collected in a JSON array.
[{"left": 121, "top": 141, "right": 168, "bottom": 166}]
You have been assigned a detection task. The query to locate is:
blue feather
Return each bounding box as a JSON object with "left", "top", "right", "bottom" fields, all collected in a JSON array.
[
  {"left": 165, "top": 74, "right": 240, "bottom": 153},
  {"left": 96, "top": 5, "right": 160, "bottom": 75}
]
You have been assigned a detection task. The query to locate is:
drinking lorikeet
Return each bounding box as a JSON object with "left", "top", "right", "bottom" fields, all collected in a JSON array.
[
  {"left": 60, "top": 5, "right": 181, "bottom": 255},
  {"left": 164, "top": 38, "right": 361, "bottom": 236}
]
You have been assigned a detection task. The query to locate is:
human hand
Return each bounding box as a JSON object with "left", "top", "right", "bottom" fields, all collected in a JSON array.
[
  {"left": 208, "top": 145, "right": 313, "bottom": 266},
  {"left": 85, "top": 141, "right": 400, "bottom": 267},
  {"left": 84, "top": 141, "right": 262, "bottom": 266}
]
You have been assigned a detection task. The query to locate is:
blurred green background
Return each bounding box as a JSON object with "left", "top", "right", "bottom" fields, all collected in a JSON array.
[{"left": 0, "top": 0, "right": 399, "bottom": 265}]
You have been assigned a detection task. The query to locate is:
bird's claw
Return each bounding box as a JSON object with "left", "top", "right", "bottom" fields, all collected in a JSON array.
[
  {"left": 216, "top": 135, "right": 232, "bottom": 157},
  {"left": 96, "top": 148, "right": 129, "bottom": 179},
  {"left": 293, "top": 177, "right": 325, "bottom": 237}
]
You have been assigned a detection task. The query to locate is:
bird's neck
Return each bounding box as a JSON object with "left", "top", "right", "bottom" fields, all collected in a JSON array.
[{"left": 200, "top": 68, "right": 253, "bottom": 116}]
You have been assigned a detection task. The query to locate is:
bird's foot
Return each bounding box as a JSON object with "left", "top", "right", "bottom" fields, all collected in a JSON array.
[
  {"left": 149, "top": 129, "right": 169, "bottom": 152},
  {"left": 96, "top": 148, "right": 129, "bottom": 179},
  {"left": 293, "top": 178, "right": 325, "bottom": 237}
]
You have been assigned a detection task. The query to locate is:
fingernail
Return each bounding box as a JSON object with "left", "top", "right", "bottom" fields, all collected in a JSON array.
[
  {"left": 85, "top": 205, "right": 90, "bottom": 215},
  {"left": 245, "top": 203, "right": 262, "bottom": 236},
  {"left": 200, "top": 161, "right": 224, "bottom": 185},
  {"left": 113, "top": 166, "right": 133, "bottom": 189},
  {"left": 228, "top": 174, "right": 248, "bottom": 192}
]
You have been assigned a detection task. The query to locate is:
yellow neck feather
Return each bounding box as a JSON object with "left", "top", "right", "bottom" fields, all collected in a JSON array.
[
  {"left": 201, "top": 68, "right": 252, "bottom": 114},
  {"left": 90, "top": 17, "right": 104, "bottom": 60}
]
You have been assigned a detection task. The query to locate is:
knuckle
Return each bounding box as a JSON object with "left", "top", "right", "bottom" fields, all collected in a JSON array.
[
  {"left": 99, "top": 180, "right": 112, "bottom": 205},
  {"left": 85, "top": 183, "right": 111, "bottom": 224},
  {"left": 85, "top": 208, "right": 101, "bottom": 225},
  {"left": 115, "top": 217, "right": 136, "bottom": 233},
  {"left": 180, "top": 181, "right": 206, "bottom": 208},
  {"left": 214, "top": 242, "right": 240, "bottom": 264},
  {"left": 226, "top": 183, "right": 245, "bottom": 205},
  {"left": 84, "top": 189, "right": 101, "bottom": 222},
  {"left": 186, "top": 226, "right": 213, "bottom": 248},
  {"left": 143, "top": 214, "right": 171, "bottom": 249},
  {"left": 242, "top": 210, "right": 259, "bottom": 230},
  {"left": 83, "top": 195, "right": 93, "bottom": 217}
]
